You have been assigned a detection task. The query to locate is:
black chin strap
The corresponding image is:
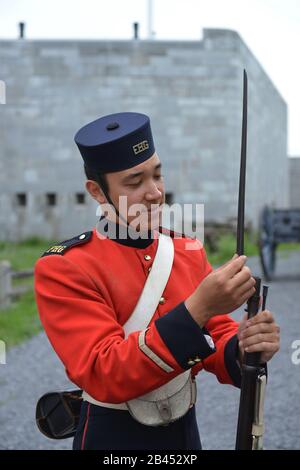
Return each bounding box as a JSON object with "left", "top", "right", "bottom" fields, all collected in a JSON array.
[{"left": 101, "top": 188, "right": 130, "bottom": 227}]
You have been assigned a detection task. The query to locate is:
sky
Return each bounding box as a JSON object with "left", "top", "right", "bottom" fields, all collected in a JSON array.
[{"left": 0, "top": 0, "right": 299, "bottom": 155}]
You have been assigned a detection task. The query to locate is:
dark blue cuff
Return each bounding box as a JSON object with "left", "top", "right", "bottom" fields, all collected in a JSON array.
[
  {"left": 224, "top": 334, "right": 242, "bottom": 388},
  {"left": 155, "top": 302, "right": 216, "bottom": 370}
]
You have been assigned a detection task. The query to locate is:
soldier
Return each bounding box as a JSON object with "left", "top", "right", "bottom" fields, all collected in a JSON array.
[{"left": 34, "top": 112, "right": 280, "bottom": 450}]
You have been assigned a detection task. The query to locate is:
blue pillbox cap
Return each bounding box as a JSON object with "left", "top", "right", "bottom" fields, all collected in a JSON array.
[{"left": 74, "top": 112, "right": 155, "bottom": 173}]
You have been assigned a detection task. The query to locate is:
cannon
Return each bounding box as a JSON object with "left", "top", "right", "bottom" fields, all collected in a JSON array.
[{"left": 258, "top": 206, "right": 300, "bottom": 280}]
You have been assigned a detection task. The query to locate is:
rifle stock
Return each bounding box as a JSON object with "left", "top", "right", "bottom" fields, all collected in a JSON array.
[{"left": 235, "top": 277, "right": 267, "bottom": 450}]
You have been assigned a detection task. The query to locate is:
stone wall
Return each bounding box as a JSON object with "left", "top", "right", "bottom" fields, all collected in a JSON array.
[
  {"left": 0, "top": 29, "right": 288, "bottom": 241},
  {"left": 289, "top": 157, "right": 300, "bottom": 208}
]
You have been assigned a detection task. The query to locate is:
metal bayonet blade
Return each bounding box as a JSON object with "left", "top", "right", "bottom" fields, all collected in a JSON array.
[{"left": 236, "top": 70, "right": 248, "bottom": 256}]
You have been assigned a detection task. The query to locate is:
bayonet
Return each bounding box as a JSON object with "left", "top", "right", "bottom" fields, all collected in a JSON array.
[{"left": 235, "top": 70, "right": 268, "bottom": 450}]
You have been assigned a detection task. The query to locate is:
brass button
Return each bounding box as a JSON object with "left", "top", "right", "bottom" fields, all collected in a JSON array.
[
  {"left": 79, "top": 234, "right": 86, "bottom": 240},
  {"left": 144, "top": 255, "right": 151, "bottom": 261},
  {"left": 159, "top": 296, "right": 165, "bottom": 305},
  {"left": 194, "top": 356, "right": 202, "bottom": 363},
  {"left": 187, "top": 359, "right": 195, "bottom": 367}
]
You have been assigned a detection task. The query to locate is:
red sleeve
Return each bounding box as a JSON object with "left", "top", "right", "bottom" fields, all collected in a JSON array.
[{"left": 34, "top": 255, "right": 185, "bottom": 404}]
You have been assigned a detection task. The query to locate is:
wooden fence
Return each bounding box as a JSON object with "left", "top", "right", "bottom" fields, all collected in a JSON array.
[{"left": 0, "top": 261, "right": 33, "bottom": 310}]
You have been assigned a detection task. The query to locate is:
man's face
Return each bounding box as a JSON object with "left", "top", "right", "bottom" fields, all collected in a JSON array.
[{"left": 87, "top": 152, "right": 165, "bottom": 232}]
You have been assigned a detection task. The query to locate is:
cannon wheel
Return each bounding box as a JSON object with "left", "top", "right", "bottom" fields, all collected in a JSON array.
[{"left": 258, "top": 207, "right": 277, "bottom": 281}]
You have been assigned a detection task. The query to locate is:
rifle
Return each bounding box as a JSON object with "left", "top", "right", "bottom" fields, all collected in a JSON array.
[{"left": 235, "top": 70, "right": 268, "bottom": 450}]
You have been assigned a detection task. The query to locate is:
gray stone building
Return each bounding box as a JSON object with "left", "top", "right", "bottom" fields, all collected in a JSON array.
[
  {"left": 289, "top": 157, "right": 300, "bottom": 208},
  {"left": 0, "top": 28, "right": 289, "bottom": 241}
]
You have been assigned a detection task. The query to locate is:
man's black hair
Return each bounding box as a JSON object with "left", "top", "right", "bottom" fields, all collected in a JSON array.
[{"left": 84, "top": 164, "right": 109, "bottom": 195}]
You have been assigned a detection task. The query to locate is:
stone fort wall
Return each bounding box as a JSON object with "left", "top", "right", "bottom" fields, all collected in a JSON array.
[
  {"left": 0, "top": 29, "right": 288, "bottom": 241},
  {"left": 289, "top": 158, "right": 300, "bottom": 208}
]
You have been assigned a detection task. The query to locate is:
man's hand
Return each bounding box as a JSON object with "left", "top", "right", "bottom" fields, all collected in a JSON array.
[
  {"left": 185, "top": 254, "right": 256, "bottom": 326},
  {"left": 238, "top": 310, "right": 280, "bottom": 363}
]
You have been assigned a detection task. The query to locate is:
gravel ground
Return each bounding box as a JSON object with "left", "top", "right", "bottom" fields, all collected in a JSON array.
[
  {"left": 196, "top": 251, "right": 300, "bottom": 450},
  {"left": 0, "top": 252, "right": 299, "bottom": 450}
]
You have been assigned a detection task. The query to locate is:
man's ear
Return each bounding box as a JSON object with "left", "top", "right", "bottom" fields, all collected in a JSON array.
[{"left": 85, "top": 180, "right": 107, "bottom": 204}]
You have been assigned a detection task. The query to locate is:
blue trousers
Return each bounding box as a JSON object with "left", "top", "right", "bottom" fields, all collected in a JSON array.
[{"left": 73, "top": 401, "right": 201, "bottom": 450}]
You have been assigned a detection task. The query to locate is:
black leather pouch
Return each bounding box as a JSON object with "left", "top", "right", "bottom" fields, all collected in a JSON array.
[{"left": 36, "top": 389, "right": 83, "bottom": 439}]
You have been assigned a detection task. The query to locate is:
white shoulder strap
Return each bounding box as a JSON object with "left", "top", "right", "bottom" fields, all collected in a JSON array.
[{"left": 123, "top": 233, "right": 174, "bottom": 338}]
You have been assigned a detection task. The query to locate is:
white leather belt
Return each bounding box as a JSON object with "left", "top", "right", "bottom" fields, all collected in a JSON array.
[
  {"left": 82, "top": 390, "right": 128, "bottom": 410},
  {"left": 81, "top": 233, "right": 175, "bottom": 416},
  {"left": 80, "top": 234, "right": 197, "bottom": 426}
]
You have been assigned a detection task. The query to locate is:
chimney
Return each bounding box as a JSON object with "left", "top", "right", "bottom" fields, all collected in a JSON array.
[
  {"left": 133, "top": 22, "right": 139, "bottom": 40},
  {"left": 18, "top": 22, "right": 25, "bottom": 39}
]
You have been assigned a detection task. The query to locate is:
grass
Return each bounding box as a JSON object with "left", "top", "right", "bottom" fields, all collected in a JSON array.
[
  {"left": 0, "top": 238, "right": 55, "bottom": 349},
  {"left": 205, "top": 232, "right": 259, "bottom": 266},
  {"left": 277, "top": 242, "right": 300, "bottom": 252},
  {"left": 0, "top": 237, "right": 55, "bottom": 271},
  {"left": 0, "top": 285, "right": 42, "bottom": 347},
  {"left": 205, "top": 234, "right": 300, "bottom": 266}
]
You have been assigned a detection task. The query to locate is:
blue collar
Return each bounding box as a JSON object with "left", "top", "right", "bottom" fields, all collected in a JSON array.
[{"left": 97, "top": 216, "right": 155, "bottom": 249}]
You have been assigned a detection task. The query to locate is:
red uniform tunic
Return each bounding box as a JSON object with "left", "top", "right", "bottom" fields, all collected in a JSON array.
[{"left": 34, "top": 227, "right": 241, "bottom": 405}]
